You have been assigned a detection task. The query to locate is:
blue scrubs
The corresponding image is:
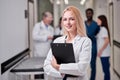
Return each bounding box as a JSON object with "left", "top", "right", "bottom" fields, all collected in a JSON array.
[{"left": 85, "top": 20, "right": 100, "bottom": 80}]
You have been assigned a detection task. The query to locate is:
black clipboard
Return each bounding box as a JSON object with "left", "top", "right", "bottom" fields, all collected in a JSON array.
[{"left": 51, "top": 43, "right": 75, "bottom": 64}]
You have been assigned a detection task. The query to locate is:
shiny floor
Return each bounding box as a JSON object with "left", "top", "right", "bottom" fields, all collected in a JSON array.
[
  {"left": 88, "top": 57, "right": 116, "bottom": 80},
  {"left": 35, "top": 57, "right": 116, "bottom": 80},
  {"left": 16, "top": 57, "right": 117, "bottom": 80}
]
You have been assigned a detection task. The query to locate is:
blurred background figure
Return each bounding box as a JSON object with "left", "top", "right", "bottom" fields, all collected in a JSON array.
[
  {"left": 32, "top": 11, "right": 54, "bottom": 57},
  {"left": 97, "top": 15, "right": 111, "bottom": 80},
  {"left": 85, "top": 8, "right": 100, "bottom": 80},
  {"left": 54, "top": 17, "right": 63, "bottom": 36},
  {"left": 53, "top": 17, "right": 63, "bottom": 40},
  {"left": 32, "top": 11, "right": 54, "bottom": 79}
]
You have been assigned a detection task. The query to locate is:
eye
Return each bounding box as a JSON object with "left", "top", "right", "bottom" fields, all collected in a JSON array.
[
  {"left": 70, "top": 17, "right": 75, "bottom": 20},
  {"left": 63, "top": 18, "right": 67, "bottom": 21}
]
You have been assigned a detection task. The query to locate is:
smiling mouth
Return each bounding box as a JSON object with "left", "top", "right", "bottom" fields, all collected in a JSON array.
[{"left": 66, "top": 25, "right": 72, "bottom": 29}]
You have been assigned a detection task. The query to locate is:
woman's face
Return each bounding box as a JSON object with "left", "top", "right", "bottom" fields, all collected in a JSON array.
[
  {"left": 62, "top": 11, "right": 77, "bottom": 33},
  {"left": 97, "top": 18, "right": 102, "bottom": 26}
]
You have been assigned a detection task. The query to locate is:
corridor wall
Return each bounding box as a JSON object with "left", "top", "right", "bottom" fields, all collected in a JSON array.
[
  {"left": 112, "top": 0, "right": 120, "bottom": 79},
  {"left": 0, "top": 0, "right": 28, "bottom": 80}
]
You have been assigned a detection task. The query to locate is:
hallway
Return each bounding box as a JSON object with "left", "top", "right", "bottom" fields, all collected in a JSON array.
[
  {"left": 88, "top": 57, "right": 117, "bottom": 80},
  {"left": 0, "top": 0, "right": 120, "bottom": 80}
]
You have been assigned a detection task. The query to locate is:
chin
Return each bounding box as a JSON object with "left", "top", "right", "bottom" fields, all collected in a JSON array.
[{"left": 66, "top": 29, "right": 73, "bottom": 32}]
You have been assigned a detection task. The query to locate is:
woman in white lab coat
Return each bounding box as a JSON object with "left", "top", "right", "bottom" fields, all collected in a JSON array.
[
  {"left": 32, "top": 11, "right": 54, "bottom": 57},
  {"left": 44, "top": 6, "right": 91, "bottom": 80}
]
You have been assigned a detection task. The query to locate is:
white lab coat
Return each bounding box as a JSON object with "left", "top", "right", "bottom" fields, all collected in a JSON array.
[
  {"left": 44, "top": 35, "right": 91, "bottom": 80},
  {"left": 54, "top": 27, "right": 63, "bottom": 35},
  {"left": 32, "top": 21, "right": 54, "bottom": 57}
]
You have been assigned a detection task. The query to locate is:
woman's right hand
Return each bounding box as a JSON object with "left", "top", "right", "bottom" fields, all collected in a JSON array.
[{"left": 51, "top": 56, "right": 60, "bottom": 70}]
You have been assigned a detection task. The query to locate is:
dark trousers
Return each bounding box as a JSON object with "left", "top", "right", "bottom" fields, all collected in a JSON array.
[
  {"left": 63, "top": 75, "right": 67, "bottom": 80},
  {"left": 100, "top": 57, "right": 110, "bottom": 80},
  {"left": 90, "top": 52, "right": 97, "bottom": 80}
]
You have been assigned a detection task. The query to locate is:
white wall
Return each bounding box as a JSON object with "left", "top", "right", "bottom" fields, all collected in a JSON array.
[
  {"left": 113, "top": 0, "right": 120, "bottom": 42},
  {"left": 94, "top": 0, "right": 108, "bottom": 20},
  {"left": 85, "top": 0, "right": 94, "bottom": 9},
  {"left": 53, "top": 0, "right": 61, "bottom": 27},
  {"left": 112, "top": 0, "right": 120, "bottom": 79},
  {"left": 0, "top": 0, "right": 28, "bottom": 79},
  {"left": 85, "top": 0, "right": 108, "bottom": 20}
]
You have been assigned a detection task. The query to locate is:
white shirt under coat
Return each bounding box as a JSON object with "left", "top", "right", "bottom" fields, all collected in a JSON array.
[
  {"left": 32, "top": 21, "right": 54, "bottom": 57},
  {"left": 44, "top": 35, "right": 92, "bottom": 80}
]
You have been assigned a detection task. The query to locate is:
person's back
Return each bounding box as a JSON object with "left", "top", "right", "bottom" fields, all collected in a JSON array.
[
  {"left": 32, "top": 11, "right": 54, "bottom": 57},
  {"left": 85, "top": 8, "right": 100, "bottom": 80}
]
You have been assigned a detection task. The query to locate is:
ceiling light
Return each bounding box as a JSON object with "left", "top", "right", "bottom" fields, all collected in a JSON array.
[
  {"left": 56, "top": 0, "right": 60, "bottom": 5},
  {"left": 80, "top": 0, "right": 86, "bottom": 5},
  {"left": 64, "top": 0, "right": 68, "bottom": 4}
]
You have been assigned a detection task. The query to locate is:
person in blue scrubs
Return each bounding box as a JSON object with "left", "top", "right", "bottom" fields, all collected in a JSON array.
[{"left": 85, "top": 8, "right": 100, "bottom": 80}]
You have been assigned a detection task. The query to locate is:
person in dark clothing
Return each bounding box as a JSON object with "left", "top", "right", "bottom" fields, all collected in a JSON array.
[{"left": 85, "top": 8, "right": 100, "bottom": 80}]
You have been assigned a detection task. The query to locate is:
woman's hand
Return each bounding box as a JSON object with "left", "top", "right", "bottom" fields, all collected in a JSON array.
[
  {"left": 98, "top": 37, "right": 109, "bottom": 57},
  {"left": 51, "top": 56, "right": 60, "bottom": 70},
  {"left": 97, "top": 49, "right": 103, "bottom": 57}
]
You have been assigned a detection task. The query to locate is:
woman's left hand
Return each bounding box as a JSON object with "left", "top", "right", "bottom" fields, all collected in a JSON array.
[{"left": 51, "top": 56, "right": 60, "bottom": 70}]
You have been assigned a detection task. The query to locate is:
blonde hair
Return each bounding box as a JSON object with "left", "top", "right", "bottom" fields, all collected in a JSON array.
[{"left": 62, "top": 6, "right": 86, "bottom": 37}]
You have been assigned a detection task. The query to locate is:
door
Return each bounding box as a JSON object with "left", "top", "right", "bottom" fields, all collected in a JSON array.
[{"left": 28, "top": 0, "right": 34, "bottom": 57}]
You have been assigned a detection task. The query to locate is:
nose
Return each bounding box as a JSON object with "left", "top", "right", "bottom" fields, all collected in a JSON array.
[{"left": 66, "top": 19, "right": 70, "bottom": 24}]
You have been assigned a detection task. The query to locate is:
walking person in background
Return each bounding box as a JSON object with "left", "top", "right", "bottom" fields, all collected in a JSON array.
[
  {"left": 44, "top": 6, "right": 92, "bottom": 80},
  {"left": 97, "top": 15, "right": 111, "bottom": 80},
  {"left": 85, "top": 8, "right": 100, "bottom": 80},
  {"left": 32, "top": 11, "right": 54, "bottom": 57}
]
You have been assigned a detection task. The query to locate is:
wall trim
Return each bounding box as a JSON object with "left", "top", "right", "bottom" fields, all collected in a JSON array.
[
  {"left": 113, "top": 40, "right": 120, "bottom": 79},
  {"left": 1, "top": 48, "right": 30, "bottom": 74},
  {"left": 113, "top": 68, "right": 120, "bottom": 79},
  {"left": 29, "top": 0, "right": 34, "bottom": 3},
  {"left": 109, "top": 2, "right": 113, "bottom": 6},
  {"left": 113, "top": 40, "right": 120, "bottom": 48}
]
